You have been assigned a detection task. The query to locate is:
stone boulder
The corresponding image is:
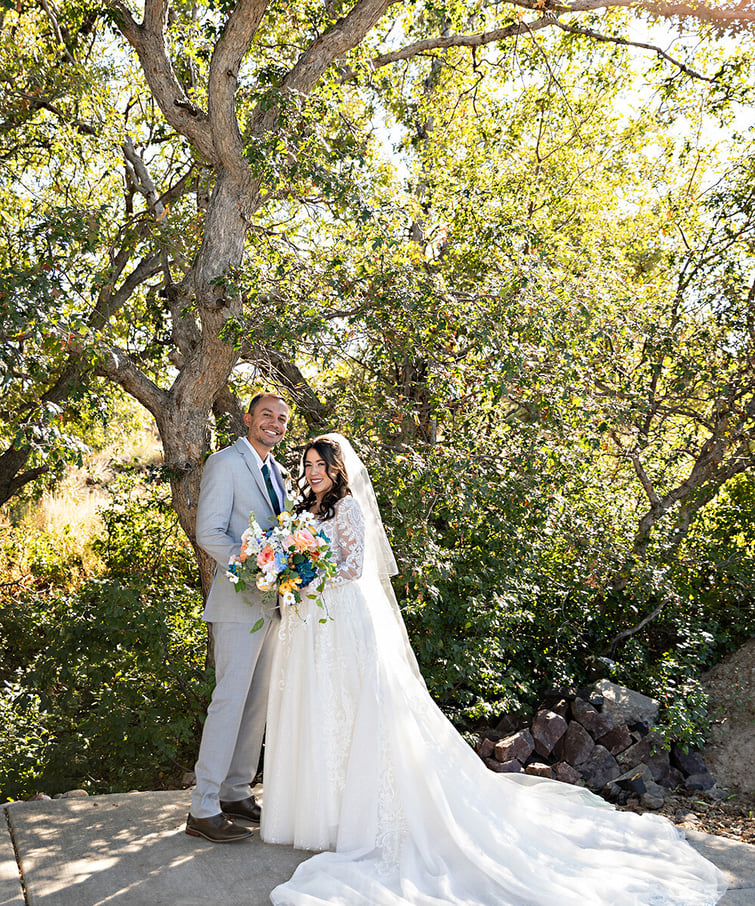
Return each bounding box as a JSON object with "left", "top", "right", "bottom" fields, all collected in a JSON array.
[
  {"left": 532, "top": 709, "right": 568, "bottom": 758},
  {"left": 592, "top": 679, "right": 659, "bottom": 729},
  {"left": 552, "top": 761, "right": 582, "bottom": 785},
  {"left": 548, "top": 698, "right": 571, "bottom": 719},
  {"left": 616, "top": 730, "right": 665, "bottom": 771},
  {"left": 597, "top": 724, "right": 633, "bottom": 756},
  {"left": 494, "top": 729, "right": 534, "bottom": 764},
  {"left": 486, "top": 757, "right": 524, "bottom": 774},
  {"left": 571, "top": 697, "right": 616, "bottom": 739},
  {"left": 670, "top": 744, "right": 708, "bottom": 777},
  {"left": 555, "top": 719, "right": 595, "bottom": 766},
  {"left": 477, "top": 737, "right": 496, "bottom": 759},
  {"left": 684, "top": 771, "right": 716, "bottom": 791},
  {"left": 605, "top": 763, "right": 667, "bottom": 809},
  {"left": 525, "top": 762, "right": 554, "bottom": 779},
  {"left": 577, "top": 745, "right": 621, "bottom": 789}
]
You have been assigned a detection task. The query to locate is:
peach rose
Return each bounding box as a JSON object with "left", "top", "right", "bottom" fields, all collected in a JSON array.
[
  {"left": 256, "top": 545, "right": 275, "bottom": 569},
  {"left": 291, "top": 528, "right": 317, "bottom": 553}
]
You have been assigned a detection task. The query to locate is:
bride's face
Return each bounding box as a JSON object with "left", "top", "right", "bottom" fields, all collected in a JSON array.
[{"left": 304, "top": 448, "right": 333, "bottom": 499}]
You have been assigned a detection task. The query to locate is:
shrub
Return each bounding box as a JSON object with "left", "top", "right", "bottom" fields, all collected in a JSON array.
[{"left": 0, "top": 471, "right": 209, "bottom": 801}]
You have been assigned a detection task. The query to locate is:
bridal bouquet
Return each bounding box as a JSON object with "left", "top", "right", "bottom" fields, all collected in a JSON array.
[{"left": 226, "top": 507, "right": 337, "bottom": 626}]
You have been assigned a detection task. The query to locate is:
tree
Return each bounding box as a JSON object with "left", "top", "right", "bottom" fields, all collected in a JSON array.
[{"left": 1, "top": 0, "right": 753, "bottom": 607}]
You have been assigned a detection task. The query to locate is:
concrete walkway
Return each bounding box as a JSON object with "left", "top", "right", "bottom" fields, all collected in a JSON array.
[{"left": 1, "top": 789, "right": 753, "bottom": 905}]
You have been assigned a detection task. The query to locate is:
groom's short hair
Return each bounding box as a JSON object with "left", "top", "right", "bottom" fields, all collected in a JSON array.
[{"left": 248, "top": 392, "right": 289, "bottom": 415}]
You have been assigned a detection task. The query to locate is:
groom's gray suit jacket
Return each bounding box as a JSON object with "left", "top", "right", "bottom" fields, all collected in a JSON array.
[{"left": 195, "top": 437, "right": 288, "bottom": 624}]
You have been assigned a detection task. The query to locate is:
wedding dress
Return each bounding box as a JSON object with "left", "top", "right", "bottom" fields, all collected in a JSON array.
[{"left": 261, "top": 437, "right": 727, "bottom": 906}]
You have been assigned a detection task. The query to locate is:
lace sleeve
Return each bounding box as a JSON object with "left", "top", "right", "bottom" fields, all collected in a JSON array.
[{"left": 327, "top": 496, "right": 365, "bottom": 586}]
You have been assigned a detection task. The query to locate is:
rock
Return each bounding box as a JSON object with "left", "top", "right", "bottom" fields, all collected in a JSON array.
[
  {"left": 539, "top": 685, "right": 579, "bottom": 705},
  {"left": 495, "top": 729, "right": 534, "bottom": 764},
  {"left": 614, "top": 769, "right": 648, "bottom": 796},
  {"left": 577, "top": 745, "right": 621, "bottom": 789},
  {"left": 592, "top": 679, "right": 659, "bottom": 729},
  {"left": 640, "top": 792, "right": 665, "bottom": 810},
  {"left": 494, "top": 714, "right": 521, "bottom": 736},
  {"left": 616, "top": 730, "right": 667, "bottom": 773},
  {"left": 532, "top": 709, "right": 568, "bottom": 758},
  {"left": 605, "top": 763, "right": 667, "bottom": 805},
  {"left": 670, "top": 744, "right": 708, "bottom": 777},
  {"left": 703, "top": 786, "right": 729, "bottom": 801},
  {"left": 645, "top": 749, "right": 674, "bottom": 786},
  {"left": 181, "top": 771, "right": 196, "bottom": 788},
  {"left": 548, "top": 698, "right": 571, "bottom": 719},
  {"left": 29, "top": 793, "right": 51, "bottom": 801},
  {"left": 571, "top": 697, "right": 616, "bottom": 739},
  {"left": 675, "top": 808, "right": 700, "bottom": 825},
  {"left": 486, "top": 757, "right": 524, "bottom": 774},
  {"left": 61, "top": 789, "right": 89, "bottom": 799},
  {"left": 552, "top": 761, "right": 582, "bottom": 785},
  {"left": 597, "top": 724, "right": 633, "bottom": 756},
  {"left": 525, "top": 762, "right": 554, "bottom": 779},
  {"left": 555, "top": 719, "right": 595, "bottom": 766},
  {"left": 628, "top": 722, "right": 650, "bottom": 738},
  {"left": 684, "top": 771, "right": 716, "bottom": 791},
  {"left": 477, "top": 737, "right": 496, "bottom": 759}
]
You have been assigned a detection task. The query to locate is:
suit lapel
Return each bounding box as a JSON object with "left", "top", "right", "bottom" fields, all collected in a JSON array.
[{"left": 234, "top": 438, "right": 275, "bottom": 515}]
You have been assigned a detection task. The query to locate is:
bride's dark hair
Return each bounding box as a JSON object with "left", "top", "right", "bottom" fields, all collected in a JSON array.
[{"left": 296, "top": 436, "right": 352, "bottom": 520}]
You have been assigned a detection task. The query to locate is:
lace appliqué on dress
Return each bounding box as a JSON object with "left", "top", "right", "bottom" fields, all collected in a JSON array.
[{"left": 319, "top": 496, "right": 364, "bottom": 587}]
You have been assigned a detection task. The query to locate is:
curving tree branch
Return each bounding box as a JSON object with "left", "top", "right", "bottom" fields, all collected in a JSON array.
[
  {"left": 546, "top": 14, "right": 719, "bottom": 83},
  {"left": 109, "top": 0, "right": 214, "bottom": 161},
  {"left": 208, "top": 0, "right": 270, "bottom": 174},
  {"left": 371, "top": 17, "right": 552, "bottom": 69},
  {"left": 94, "top": 343, "right": 168, "bottom": 417}
]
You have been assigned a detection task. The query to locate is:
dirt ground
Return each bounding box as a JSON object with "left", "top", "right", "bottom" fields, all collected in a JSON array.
[
  {"left": 629, "top": 637, "right": 755, "bottom": 845},
  {"left": 701, "top": 637, "right": 755, "bottom": 796}
]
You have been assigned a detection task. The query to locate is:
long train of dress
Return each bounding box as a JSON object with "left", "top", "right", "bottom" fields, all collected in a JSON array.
[{"left": 261, "top": 497, "right": 726, "bottom": 906}]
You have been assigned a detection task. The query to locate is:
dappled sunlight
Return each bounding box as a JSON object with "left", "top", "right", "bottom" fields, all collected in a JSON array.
[{"left": 7, "top": 791, "right": 309, "bottom": 905}]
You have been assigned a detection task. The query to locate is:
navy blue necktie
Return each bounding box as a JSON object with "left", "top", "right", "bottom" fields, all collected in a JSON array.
[{"left": 261, "top": 462, "right": 281, "bottom": 515}]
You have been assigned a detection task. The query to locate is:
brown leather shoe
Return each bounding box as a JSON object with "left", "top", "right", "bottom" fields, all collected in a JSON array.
[
  {"left": 185, "top": 812, "right": 253, "bottom": 843},
  {"left": 219, "top": 796, "right": 262, "bottom": 823}
]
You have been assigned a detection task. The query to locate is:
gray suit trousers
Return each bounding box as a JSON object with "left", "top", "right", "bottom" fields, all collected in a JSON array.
[{"left": 190, "top": 617, "right": 280, "bottom": 818}]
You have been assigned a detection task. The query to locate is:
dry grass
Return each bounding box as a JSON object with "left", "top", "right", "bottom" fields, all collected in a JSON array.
[
  {"left": 23, "top": 471, "right": 106, "bottom": 535},
  {"left": 0, "top": 472, "right": 104, "bottom": 585},
  {"left": 1, "top": 413, "right": 165, "bottom": 584},
  {"left": 0, "top": 400, "right": 166, "bottom": 587}
]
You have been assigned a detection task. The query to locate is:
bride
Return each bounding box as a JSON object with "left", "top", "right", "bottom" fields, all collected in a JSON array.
[{"left": 261, "top": 434, "right": 726, "bottom": 906}]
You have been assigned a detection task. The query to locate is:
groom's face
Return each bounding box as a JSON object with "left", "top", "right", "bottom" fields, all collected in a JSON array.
[{"left": 244, "top": 396, "right": 290, "bottom": 458}]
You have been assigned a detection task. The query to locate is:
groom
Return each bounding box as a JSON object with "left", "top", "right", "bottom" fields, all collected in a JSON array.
[{"left": 186, "top": 392, "right": 291, "bottom": 843}]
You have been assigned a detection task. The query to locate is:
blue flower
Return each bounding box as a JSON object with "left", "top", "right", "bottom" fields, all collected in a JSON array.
[{"left": 293, "top": 554, "right": 318, "bottom": 588}]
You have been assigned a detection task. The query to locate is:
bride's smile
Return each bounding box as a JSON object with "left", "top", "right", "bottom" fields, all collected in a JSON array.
[{"left": 304, "top": 450, "right": 333, "bottom": 501}]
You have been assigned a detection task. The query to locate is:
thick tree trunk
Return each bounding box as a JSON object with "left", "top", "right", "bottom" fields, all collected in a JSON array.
[{"left": 155, "top": 170, "right": 261, "bottom": 599}]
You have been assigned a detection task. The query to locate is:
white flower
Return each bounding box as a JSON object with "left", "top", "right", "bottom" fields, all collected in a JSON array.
[
  {"left": 281, "top": 590, "right": 296, "bottom": 608},
  {"left": 241, "top": 528, "right": 260, "bottom": 549},
  {"left": 226, "top": 572, "right": 240, "bottom": 584}
]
